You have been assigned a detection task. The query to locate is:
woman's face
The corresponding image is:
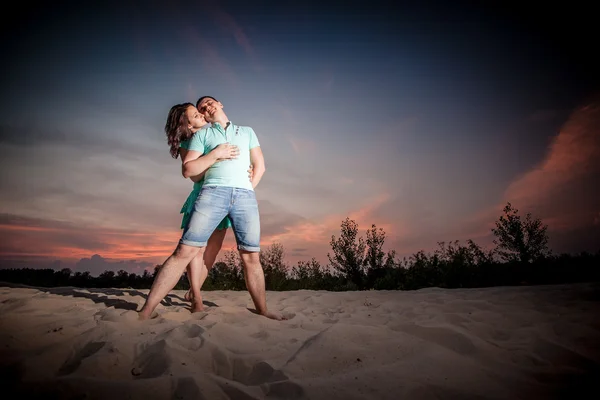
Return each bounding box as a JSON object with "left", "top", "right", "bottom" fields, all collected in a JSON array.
[{"left": 186, "top": 105, "right": 206, "bottom": 131}]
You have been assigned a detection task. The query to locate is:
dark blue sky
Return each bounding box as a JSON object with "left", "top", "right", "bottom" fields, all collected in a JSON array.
[{"left": 1, "top": 0, "right": 598, "bottom": 274}]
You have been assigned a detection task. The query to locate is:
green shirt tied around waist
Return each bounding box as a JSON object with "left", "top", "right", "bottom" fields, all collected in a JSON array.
[
  {"left": 188, "top": 122, "right": 260, "bottom": 190},
  {"left": 179, "top": 139, "right": 231, "bottom": 231}
]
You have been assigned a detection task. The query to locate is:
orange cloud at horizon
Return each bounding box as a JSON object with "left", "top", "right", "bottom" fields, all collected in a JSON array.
[{"left": 0, "top": 220, "right": 183, "bottom": 264}]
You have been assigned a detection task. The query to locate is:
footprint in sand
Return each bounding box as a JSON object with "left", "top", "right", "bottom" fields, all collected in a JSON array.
[
  {"left": 182, "top": 323, "right": 204, "bottom": 338},
  {"left": 132, "top": 340, "right": 170, "bottom": 379},
  {"left": 58, "top": 341, "right": 106, "bottom": 376},
  {"left": 235, "top": 360, "right": 288, "bottom": 385},
  {"left": 206, "top": 343, "right": 304, "bottom": 397},
  {"left": 213, "top": 358, "right": 306, "bottom": 399},
  {"left": 250, "top": 330, "right": 269, "bottom": 340}
]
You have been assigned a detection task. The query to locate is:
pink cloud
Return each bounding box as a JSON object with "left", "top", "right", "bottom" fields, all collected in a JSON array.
[{"left": 503, "top": 100, "right": 600, "bottom": 231}]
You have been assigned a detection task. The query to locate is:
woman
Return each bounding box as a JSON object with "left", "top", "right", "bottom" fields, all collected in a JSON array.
[{"left": 164, "top": 102, "right": 241, "bottom": 311}]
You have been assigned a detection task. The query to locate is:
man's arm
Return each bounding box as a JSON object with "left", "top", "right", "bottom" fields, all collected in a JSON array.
[{"left": 249, "top": 146, "right": 265, "bottom": 189}]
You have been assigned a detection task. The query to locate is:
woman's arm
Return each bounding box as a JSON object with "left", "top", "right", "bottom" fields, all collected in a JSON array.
[
  {"left": 181, "top": 143, "right": 240, "bottom": 178},
  {"left": 179, "top": 148, "right": 205, "bottom": 182},
  {"left": 190, "top": 173, "right": 205, "bottom": 183}
]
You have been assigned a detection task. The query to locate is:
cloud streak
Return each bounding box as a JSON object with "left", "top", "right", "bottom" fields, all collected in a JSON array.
[{"left": 211, "top": 6, "right": 262, "bottom": 72}]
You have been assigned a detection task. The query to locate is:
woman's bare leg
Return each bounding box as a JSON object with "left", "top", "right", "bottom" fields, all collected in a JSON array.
[
  {"left": 186, "top": 256, "right": 207, "bottom": 312},
  {"left": 204, "top": 228, "right": 227, "bottom": 269},
  {"left": 185, "top": 228, "right": 228, "bottom": 306},
  {"left": 185, "top": 261, "right": 206, "bottom": 301}
]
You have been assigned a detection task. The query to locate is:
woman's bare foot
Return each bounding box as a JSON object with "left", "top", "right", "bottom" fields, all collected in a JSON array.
[
  {"left": 260, "top": 311, "right": 287, "bottom": 321},
  {"left": 184, "top": 289, "right": 194, "bottom": 302},
  {"left": 137, "top": 310, "right": 158, "bottom": 320},
  {"left": 191, "top": 297, "right": 205, "bottom": 313}
]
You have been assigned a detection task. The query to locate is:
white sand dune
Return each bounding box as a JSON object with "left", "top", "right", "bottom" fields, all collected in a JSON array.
[{"left": 1, "top": 282, "right": 599, "bottom": 399}]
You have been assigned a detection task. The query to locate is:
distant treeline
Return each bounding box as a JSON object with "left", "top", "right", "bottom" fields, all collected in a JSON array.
[{"left": 1, "top": 203, "right": 599, "bottom": 291}]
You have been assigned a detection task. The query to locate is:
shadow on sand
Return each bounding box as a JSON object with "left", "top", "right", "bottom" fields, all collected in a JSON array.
[{"left": 0, "top": 281, "right": 218, "bottom": 312}]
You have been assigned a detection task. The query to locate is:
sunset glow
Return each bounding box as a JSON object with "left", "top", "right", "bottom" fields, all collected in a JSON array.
[{"left": 1, "top": 1, "right": 598, "bottom": 275}]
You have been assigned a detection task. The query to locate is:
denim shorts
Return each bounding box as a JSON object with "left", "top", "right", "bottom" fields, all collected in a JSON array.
[{"left": 179, "top": 186, "right": 260, "bottom": 252}]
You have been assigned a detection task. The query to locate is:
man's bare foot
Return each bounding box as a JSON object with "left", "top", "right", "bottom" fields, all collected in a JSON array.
[
  {"left": 261, "top": 311, "right": 287, "bottom": 321},
  {"left": 184, "top": 289, "right": 193, "bottom": 302},
  {"left": 191, "top": 298, "right": 205, "bottom": 313}
]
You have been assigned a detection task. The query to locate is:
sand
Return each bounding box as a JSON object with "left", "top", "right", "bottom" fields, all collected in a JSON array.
[{"left": 1, "top": 281, "right": 599, "bottom": 399}]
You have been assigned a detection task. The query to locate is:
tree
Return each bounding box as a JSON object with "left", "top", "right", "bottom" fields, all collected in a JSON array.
[
  {"left": 259, "top": 242, "right": 289, "bottom": 290},
  {"left": 292, "top": 258, "right": 333, "bottom": 290},
  {"left": 58, "top": 268, "right": 72, "bottom": 278},
  {"left": 364, "top": 224, "right": 387, "bottom": 288},
  {"left": 492, "top": 202, "right": 550, "bottom": 263},
  {"left": 365, "top": 224, "right": 386, "bottom": 270},
  {"left": 210, "top": 251, "right": 245, "bottom": 290},
  {"left": 328, "top": 217, "right": 366, "bottom": 288},
  {"left": 116, "top": 269, "right": 130, "bottom": 288}
]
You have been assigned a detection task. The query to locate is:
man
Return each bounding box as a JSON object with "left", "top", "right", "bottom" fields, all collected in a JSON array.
[{"left": 138, "top": 97, "right": 284, "bottom": 321}]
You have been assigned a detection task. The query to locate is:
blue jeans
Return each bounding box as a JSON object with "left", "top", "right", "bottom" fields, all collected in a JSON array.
[{"left": 179, "top": 186, "right": 261, "bottom": 252}]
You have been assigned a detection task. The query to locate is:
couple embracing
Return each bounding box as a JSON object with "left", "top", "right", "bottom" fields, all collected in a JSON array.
[{"left": 138, "top": 96, "right": 284, "bottom": 321}]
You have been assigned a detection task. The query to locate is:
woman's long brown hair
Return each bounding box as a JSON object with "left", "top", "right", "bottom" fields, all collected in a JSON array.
[{"left": 165, "top": 102, "right": 194, "bottom": 159}]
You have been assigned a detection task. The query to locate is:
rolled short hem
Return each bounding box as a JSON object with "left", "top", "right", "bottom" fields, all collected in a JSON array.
[
  {"left": 238, "top": 245, "right": 260, "bottom": 252},
  {"left": 179, "top": 239, "right": 208, "bottom": 248}
]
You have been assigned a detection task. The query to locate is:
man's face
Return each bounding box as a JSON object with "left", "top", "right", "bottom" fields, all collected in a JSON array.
[
  {"left": 186, "top": 106, "right": 206, "bottom": 131},
  {"left": 197, "top": 98, "right": 223, "bottom": 122}
]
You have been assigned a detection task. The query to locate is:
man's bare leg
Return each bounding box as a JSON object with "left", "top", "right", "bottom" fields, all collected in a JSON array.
[
  {"left": 138, "top": 243, "right": 205, "bottom": 320},
  {"left": 184, "top": 228, "right": 227, "bottom": 303},
  {"left": 239, "top": 250, "right": 286, "bottom": 321}
]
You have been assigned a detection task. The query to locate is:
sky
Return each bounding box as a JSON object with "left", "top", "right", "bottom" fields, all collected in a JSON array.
[{"left": 1, "top": 0, "right": 599, "bottom": 276}]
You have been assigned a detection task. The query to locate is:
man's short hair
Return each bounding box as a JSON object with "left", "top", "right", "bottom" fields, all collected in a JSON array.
[{"left": 196, "top": 96, "right": 218, "bottom": 109}]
